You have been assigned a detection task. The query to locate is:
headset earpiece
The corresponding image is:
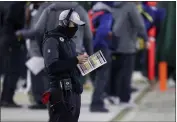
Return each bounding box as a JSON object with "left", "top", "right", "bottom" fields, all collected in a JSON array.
[{"left": 63, "top": 8, "right": 74, "bottom": 27}]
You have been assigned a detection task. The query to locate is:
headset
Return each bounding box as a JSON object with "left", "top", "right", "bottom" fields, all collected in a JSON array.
[{"left": 62, "top": 8, "right": 74, "bottom": 27}]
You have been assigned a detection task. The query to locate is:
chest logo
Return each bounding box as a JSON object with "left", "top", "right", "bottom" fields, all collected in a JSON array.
[
  {"left": 59, "top": 37, "right": 64, "bottom": 42},
  {"left": 47, "top": 49, "right": 51, "bottom": 53}
]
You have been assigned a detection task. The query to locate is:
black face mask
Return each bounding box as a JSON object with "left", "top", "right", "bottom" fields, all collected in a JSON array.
[{"left": 66, "top": 26, "right": 78, "bottom": 38}]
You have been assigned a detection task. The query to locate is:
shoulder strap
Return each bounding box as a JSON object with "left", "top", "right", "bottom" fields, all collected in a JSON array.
[{"left": 92, "top": 11, "right": 105, "bottom": 20}]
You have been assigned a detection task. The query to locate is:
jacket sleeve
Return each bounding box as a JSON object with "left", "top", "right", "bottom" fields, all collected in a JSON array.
[
  {"left": 34, "top": 7, "right": 49, "bottom": 35},
  {"left": 17, "top": 6, "right": 49, "bottom": 40},
  {"left": 112, "top": 8, "right": 126, "bottom": 37},
  {"left": 95, "top": 13, "right": 113, "bottom": 39},
  {"left": 43, "top": 38, "right": 78, "bottom": 74},
  {"left": 77, "top": 6, "right": 93, "bottom": 55},
  {"left": 129, "top": 3, "right": 148, "bottom": 42}
]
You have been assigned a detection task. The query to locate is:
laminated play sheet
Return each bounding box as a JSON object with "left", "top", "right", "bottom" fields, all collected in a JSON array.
[{"left": 77, "top": 50, "right": 107, "bottom": 76}]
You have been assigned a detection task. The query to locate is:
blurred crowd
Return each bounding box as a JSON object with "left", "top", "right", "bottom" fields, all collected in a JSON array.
[{"left": 0, "top": 1, "right": 175, "bottom": 113}]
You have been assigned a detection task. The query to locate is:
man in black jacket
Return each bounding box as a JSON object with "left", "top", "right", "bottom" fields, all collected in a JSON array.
[{"left": 42, "top": 9, "right": 88, "bottom": 122}]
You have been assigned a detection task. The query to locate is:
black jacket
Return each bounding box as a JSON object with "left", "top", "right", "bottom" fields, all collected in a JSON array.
[
  {"left": 0, "top": 2, "right": 26, "bottom": 57},
  {"left": 0, "top": 2, "right": 25, "bottom": 34},
  {"left": 42, "top": 26, "right": 83, "bottom": 94}
]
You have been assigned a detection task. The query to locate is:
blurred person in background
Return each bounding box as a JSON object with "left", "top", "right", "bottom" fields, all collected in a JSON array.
[
  {"left": 89, "top": 1, "right": 114, "bottom": 112},
  {"left": 21, "top": 1, "right": 52, "bottom": 109},
  {"left": 135, "top": 2, "right": 166, "bottom": 81},
  {"left": 0, "top": 1, "right": 26, "bottom": 108},
  {"left": 110, "top": 2, "right": 148, "bottom": 107}
]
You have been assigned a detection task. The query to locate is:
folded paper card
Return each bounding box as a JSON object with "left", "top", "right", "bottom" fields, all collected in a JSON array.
[{"left": 25, "top": 56, "right": 45, "bottom": 75}]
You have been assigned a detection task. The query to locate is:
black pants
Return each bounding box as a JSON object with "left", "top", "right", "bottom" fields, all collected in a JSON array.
[
  {"left": 31, "top": 70, "right": 49, "bottom": 104},
  {"left": 135, "top": 49, "right": 147, "bottom": 77},
  {"left": 0, "top": 55, "right": 5, "bottom": 76},
  {"left": 91, "top": 47, "right": 111, "bottom": 107},
  {"left": 0, "top": 34, "right": 14, "bottom": 76},
  {"left": 48, "top": 91, "right": 81, "bottom": 122},
  {"left": 167, "top": 65, "right": 176, "bottom": 81},
  {"left": 0, "top": 33, "right": 27, "bottom": 102},
  {"left": 1, "top": 45, "right": 23, "bottom": 102},
  {"left": 111, "top": 53, "right": 135, "bottom": 102}
]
